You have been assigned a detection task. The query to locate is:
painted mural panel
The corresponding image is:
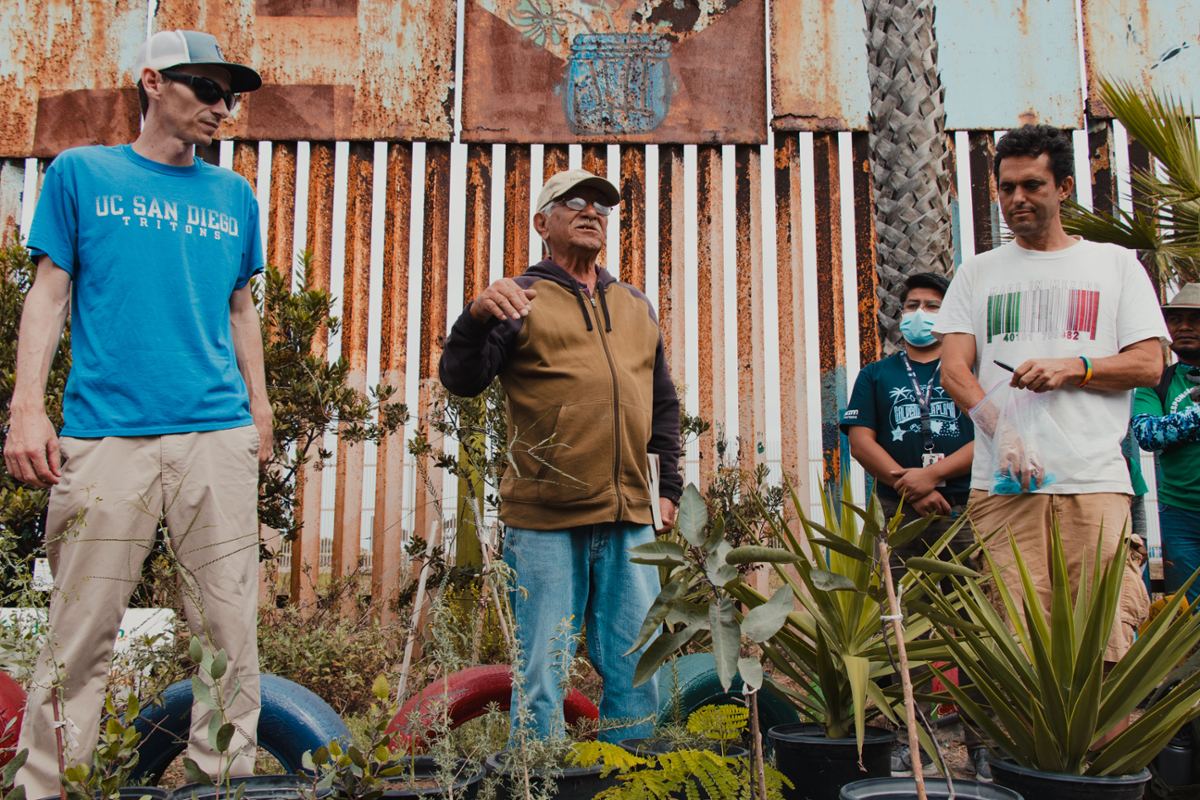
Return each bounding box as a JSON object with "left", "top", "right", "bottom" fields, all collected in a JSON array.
[
  {"left": 937, "top": 0, "right": 1083, "bottom": 130},
  {"left": 154, "top": 0, "right": 456, "bottom": 142},
  {"left": 771, "top": 0, "right": 1083, "bottom": 132},
  {"left": 0, "top": 0, "right": 147, "bottom": 158},
  {"left": 1082, "top": 0, "right": 1200, "bottom": 116},
  {"left": 460, "top": 0, "right": 767, "bottom": 143}
]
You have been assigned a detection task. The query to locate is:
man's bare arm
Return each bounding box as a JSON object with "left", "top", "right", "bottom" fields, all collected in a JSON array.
[
  {"left": 230, "top": 284, "right": 273, "bottom": 467},
  {"left": 5, "top": 257, "right": 71, "bottom": 487},
  {"left": 939, "top": 333, "right": 984, "bottom": 412},
  {"left": 846, "top": 426, "right": 906, "bottom": 491},
  {"left": 1011, "top": 338, "right": 1163, "bottom": 392}
]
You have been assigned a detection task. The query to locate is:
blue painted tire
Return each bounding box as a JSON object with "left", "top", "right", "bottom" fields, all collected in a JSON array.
[
  {"left": 131, "top": 674, "right": 352, "bottom": 782},
  {"left": 658, "top": 653, "right": 801, "bottom": 752}
]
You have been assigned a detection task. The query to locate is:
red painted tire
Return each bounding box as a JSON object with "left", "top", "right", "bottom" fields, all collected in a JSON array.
[
  {"left": 387, "top": 665, "right": 597, "bottom": 753},
  {"left": 0, "top": 671, "right": 26, "bottom": 769}
]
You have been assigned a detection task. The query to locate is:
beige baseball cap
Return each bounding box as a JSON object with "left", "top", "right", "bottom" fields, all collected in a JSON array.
[
  {"left": 1164, "top": 283, "right": 1200, "bottom": 309},
  {"left": 535, "top": 169, "right": 620, "bottom": 214}
]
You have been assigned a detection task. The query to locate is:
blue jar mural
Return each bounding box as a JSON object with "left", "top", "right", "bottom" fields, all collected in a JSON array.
[{"left": 561, "top": 33, "right": 673, "bottom": 135}]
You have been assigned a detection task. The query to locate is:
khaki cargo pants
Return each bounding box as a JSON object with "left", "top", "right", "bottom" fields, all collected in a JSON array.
[{"left": 17, "top": 427, "right": 261, "bottom": 798}]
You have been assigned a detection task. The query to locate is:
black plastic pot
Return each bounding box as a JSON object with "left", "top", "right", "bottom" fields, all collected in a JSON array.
[
  {"left": 617, "top": 737, "right": 750, "bottom": 759},
  {"left": 840, "top": 778, "right": 1023, "bottom": 799},
  {"left": 483, "top": 750, "right": 619, "bottom": 800},
  {"left": 767, "top": 723, "right": 894, "bottom": 800},
  {"left": 987, "top": 757, "right": 1151, "bottom": 800},
  {"left": 172, "top": 775, "right": 316, "bottom": 800},
  {"left": 37, "top": 789, "right": 173, "bottom": 800},
  {"left": 377, "top": 757, "right": 483, "bottom": 799}
]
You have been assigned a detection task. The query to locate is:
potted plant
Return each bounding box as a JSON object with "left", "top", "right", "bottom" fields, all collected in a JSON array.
[{"left": 912, "top": 519, "right": 1200, "bottom": 800}]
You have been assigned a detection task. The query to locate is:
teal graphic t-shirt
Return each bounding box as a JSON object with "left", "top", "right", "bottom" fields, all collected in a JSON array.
[
  {"left": 1134, "top": 367, "right": 1200, "bottom": 512},
  {"left": 27, "top": 145, "right": 264, "bottom": 438},
  {"left": 840, "top": 354, "right": 974, "bottom": 500}
]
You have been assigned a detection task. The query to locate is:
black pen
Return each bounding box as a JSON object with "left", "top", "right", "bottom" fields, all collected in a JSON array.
[{"left": 994, "top": 360, "right": 1015, "bottom": 372}]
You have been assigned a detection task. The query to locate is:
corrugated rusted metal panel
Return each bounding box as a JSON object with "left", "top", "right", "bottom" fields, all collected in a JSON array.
[
  {"left": 851, "top": 132, "right": 880, "bottom": 367},
  {"left": 968, "top": 131, "right": 1000, "bottom": 255},
  {"left": 1082, "top": 0, "right": 1200, "bottom": 117},
  {"left": 696, "top": 144, "right": 724, "bottom": 486},
  {"left": 0, "top": 160, "right": 23, "bottom": 244},
  {"left": 291, "top": 140, "right": 336, "bottom": 607},
  {"left": 619, "top": 145, "right": 646, "bottom": 291},
  {"left": 774, "top": 132, "right": 809, "bottom": 520},
  {"left": 373, "top": 141, "right": 413, "bottom": 624},
  {"left": 412, "top": 142, "right": 452, "bottom": 557},
  {"left": 813, "top": 133, "right": 847, "bottom": 489},
  {"left": 937, "top": 0, "right": 1083, "bottom": 130},
  {"left": 1, "top": 0, "right": 146, "bottom": 157},
  {"left": 770, "top": 0, "right": 870, "bottom": 132},
  {"left": 267, "top": 142, "right": 298, "bottom": 278},
  {"left": 734, "top": 144, "right": 765, "bottom": 479},
  {"left": 153, "top": 0, "right": 455, "bottom": 142},
  {"left": 658, "top": 144, "right": 685, "bottom": 384},
  {"left": 461, "top": 0, "right": 767, "bottom": 143},
  {"left": 504, "top": 145, "right": 532, "bottom": 278},
  {"left": 332, "top": 141, "right": 373, "bottom": 595}
]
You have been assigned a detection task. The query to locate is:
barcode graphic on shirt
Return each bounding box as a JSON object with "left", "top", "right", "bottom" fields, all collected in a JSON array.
[{"left": 987, "top": 287, "right": 1099, "bottom": 342}]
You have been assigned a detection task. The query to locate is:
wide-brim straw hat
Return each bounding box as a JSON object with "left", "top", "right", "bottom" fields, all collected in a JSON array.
[{"left": 1164, "top": 283, "right": 1200, "bottom": 309}]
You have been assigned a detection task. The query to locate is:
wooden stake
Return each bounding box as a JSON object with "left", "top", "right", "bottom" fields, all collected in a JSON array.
[
  {"left": 880, "top": 544, "right": 927, "bottom": 800},
  {"left": 749, "top": 691, "right": 769, "bottom": 800},
  {"left": 396, "top": 521, "right": 439, "bottom": 705}
]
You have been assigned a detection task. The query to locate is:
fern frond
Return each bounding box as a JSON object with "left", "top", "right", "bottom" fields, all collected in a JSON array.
[
  {"left": 686, "top": 705, "right": 748, "bottom": 741},
  {"left": 568, "top": 741, "right": 645, "bottom": 776}
]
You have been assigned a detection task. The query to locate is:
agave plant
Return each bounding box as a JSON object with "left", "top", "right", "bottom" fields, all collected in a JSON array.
[
  {"left": 1062, "top": 77, "right": 1200, "bottom": 286},
  {"left": 916, "top": 520, "right": 1200, "bottom": 776}
]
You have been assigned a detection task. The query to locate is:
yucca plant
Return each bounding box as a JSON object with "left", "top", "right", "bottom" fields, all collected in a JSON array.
[
  {"left": 916, "top": 520, "right": 1200, "bottom": 776},
  {"left": 725, "top": 478, "right": 973, "bottom": 757},
  {"left": 1062, "top": 77, "right": 1200, "bottom": 286}
]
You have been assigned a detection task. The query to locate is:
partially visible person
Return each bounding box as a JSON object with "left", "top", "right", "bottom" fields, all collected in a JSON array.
[
  {"left": 935, "top": 124, "right": 1162, "bottom": 669},
  {"left": 1132, "top": 283, "right": 1200, "bottom": 606},
  {"left": 6, "top": 30, "right": 268, "bottom": 797},
  {"left": 841, "top": 272, "right": 985, "bottom": 778}
]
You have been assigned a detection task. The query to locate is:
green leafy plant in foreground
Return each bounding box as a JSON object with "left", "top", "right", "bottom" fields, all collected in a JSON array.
[
  {"left": 59, "top": 695, "right": 144, "bottom": 800},
  {"left": 182, "top": 636, "right": 247, "bottom": 800},
  {"left": 0, "top": 748, "right": 27, "bottom": 800},
  {"left": 919, "top": 519, "right": 1200, "bottom": 776}
]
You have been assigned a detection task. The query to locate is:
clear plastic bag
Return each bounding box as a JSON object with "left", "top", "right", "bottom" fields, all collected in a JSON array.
[{"left": 970, "top": 379, "right": 1091, "bottom": 495}]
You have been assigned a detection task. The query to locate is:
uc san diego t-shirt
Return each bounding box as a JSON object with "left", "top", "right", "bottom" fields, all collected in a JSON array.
[{"left": 27, "top": 145, "right": 264, "bottom": 438}]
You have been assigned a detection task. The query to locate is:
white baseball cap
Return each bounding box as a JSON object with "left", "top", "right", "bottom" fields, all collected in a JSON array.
[
  {"left": 134, "top": 30, "right": 262, "bottom": 93},
  {"left": 535, "top": 169, "right": 620, "bottom": 214}
]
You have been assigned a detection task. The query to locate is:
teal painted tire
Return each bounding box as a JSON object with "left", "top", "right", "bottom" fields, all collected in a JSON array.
[{"left": 657, "top": 653, "right": 801, "bottom": 749}]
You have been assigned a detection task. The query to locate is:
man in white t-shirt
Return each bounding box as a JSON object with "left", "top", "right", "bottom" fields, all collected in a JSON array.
[{"left": 934, "top": 124, "right": 1164, "bottom": 665}]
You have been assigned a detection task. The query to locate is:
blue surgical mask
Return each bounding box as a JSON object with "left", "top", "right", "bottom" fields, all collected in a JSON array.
[{"left": 900, "top": 309, "right": 937, "bottom": 347}]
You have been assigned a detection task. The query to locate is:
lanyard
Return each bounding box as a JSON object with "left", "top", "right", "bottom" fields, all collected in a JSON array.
[{"left": 901, "top": 353, "right": 939, "bottom": 452}]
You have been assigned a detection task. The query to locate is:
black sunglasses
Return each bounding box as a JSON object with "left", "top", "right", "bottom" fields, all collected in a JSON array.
[{"left": 160, "top": 69, "right": 239, "bottom": 110}]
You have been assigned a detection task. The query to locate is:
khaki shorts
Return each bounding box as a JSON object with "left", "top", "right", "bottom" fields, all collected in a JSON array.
[{"left": 968, "top": 490, "right": 1149, "bottom": 662}]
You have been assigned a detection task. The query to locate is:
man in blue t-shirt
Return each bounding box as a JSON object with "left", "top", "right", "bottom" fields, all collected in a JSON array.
[
  {"left": 4, "top": 30, "right": 269, "bottom": 795},
  {"left": 840, "top": 272, "right": 985, "bottom": 778}
]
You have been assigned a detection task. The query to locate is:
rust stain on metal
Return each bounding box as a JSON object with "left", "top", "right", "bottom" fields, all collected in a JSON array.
[
  {"left": 543, "top": 145, "right": 568, "bottom": 180},
  {"left": 968, "top": 131, "right": 1000, "bottom": 255},
  {"left": 696, "top": 144, "right": 724, "bottom": 488},
  {"left": 154, "top": 0, "right": 455, "bottom": 142},
  {"left": 267, "top": 142, "right": 298, "bottom": 278},
  {"left": 619, "top": 145, "right": 646, "bottom": 290},
  {"left": 305, "top": 142, "right": 335, "bottom": 297},
  {"left": 851, "top": 131, "right": 880, "bottom": 367},
  {"left": 770, "top": 0, "right": 867, "bottom": 132},
  {"left": 372, "top": 141, "right": 413, "bottom": 623},
  {"left": 658, "top": 144, "right": 686, "bottom": 384},
  {"left": 412, "top": 143, "right": 452, "bottom": 588},
  {"left": 1088, "top": 120, "right": 1117, "bottom": 216},
  {"left": 812, "top": 132, "right": 846, "bottom": 489},
  {"left": 582, "top": 145, "right": 607, "bottom": 177},
  {"left": 232, "top": 141, "right": 259, "bottom": 186},
  {"left": 774, "top": 132, "right": 809, "bottom": 524},
  {"left": 734, "top": 144, "right": 765, "bottom": 477},
  {"left": 460, "top": 0, "right": 766, "bottom": 144},
  {"left": 0, "top": 160, "right": 24, "bottom": 245},
  {"left": 332, "top": 141, "right": 372, "bottom": 595},
  {"left": 503, "top": 145, "right": 531, "bottom": 278},
  {"left": 464, "top": 144, "right": 493, "bottom": 304},
  {"left": 1, "top": 0, "right": 147, "bottom": 157}
]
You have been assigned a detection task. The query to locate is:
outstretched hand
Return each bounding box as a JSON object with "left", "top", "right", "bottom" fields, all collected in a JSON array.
[{"left": 469, "top": 278, "right": 538, "bottom": 323}]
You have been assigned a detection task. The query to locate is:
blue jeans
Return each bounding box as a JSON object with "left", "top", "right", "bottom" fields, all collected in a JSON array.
[
  {"left": 1159, "top": 502, "right": 1200, "bottom": 607},
  {"left": 503, "top": 523, "right": 660, "bottom": 743}
]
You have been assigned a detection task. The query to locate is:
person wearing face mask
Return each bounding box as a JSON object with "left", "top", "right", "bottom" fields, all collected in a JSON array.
[{"left": 841, "top": 272, "right": 986, "bottom": 779}]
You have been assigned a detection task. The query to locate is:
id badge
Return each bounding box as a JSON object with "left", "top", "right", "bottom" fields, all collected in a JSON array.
[{"left": 922, "top": 452, "right": 947, "bottom": 487}]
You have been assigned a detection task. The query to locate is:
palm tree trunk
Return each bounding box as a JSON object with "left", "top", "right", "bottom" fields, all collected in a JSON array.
[{"left": 862, "top": 0, "right": 956, "bottom": 355}]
